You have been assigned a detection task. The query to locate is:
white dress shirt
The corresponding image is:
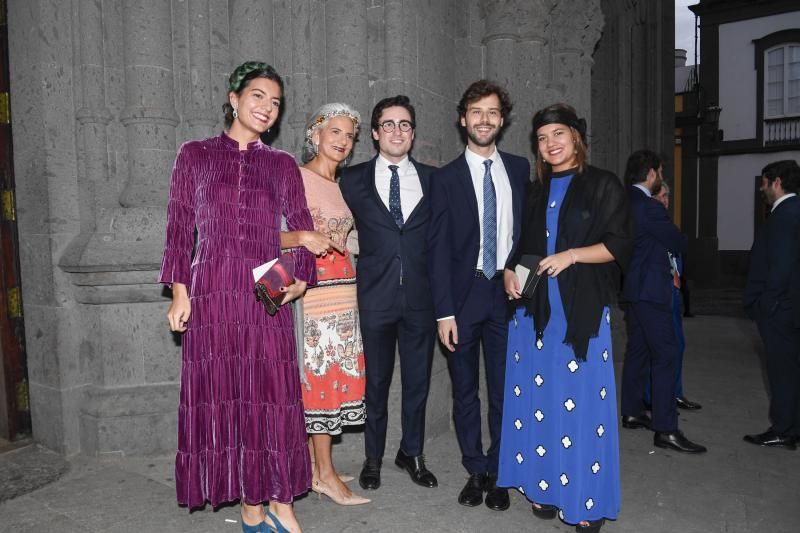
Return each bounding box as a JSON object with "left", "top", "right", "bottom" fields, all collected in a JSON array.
[
  {"left": 375, "top": 155, "right": 423, "bottom": 221},
  {"left": 772, "top": 192, "right": 796, "bottom": 212},
  {"left": 633, "top": 183, "right": 652, "bottom": 197},
  {"left": 465, "top": 147, "right": 513, "bottom": 270}
]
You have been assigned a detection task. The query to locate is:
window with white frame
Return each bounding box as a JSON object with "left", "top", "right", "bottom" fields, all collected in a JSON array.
[{"left": 765, "top": 43, "right": 800, "bottom": 118}]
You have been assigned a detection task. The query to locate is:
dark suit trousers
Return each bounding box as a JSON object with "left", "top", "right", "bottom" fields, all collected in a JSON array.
[
  {"left": 360, "top": 289, "right": 436, "bottom": 460},
  {"left": 621, "top": 301, "right": 679, "bottom": 432},
  {"left": 756, "top": 311, "right": 800, "bottom": 436},
  {"left": 448, "top": 276, "right": 508, "bottom": 475}
]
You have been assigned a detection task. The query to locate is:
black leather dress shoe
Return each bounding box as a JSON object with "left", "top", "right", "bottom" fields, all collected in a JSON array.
[
  {"left": 358, "top": 458, "right": 382, "bottom": 490},
  {"left": 653, "top": 430, "right": 707, "bottom": 453},
  {"left": 458, "top": 473, "right": 486, "bottom": 507},
  {"left": 621, "top": 414, "right": 651, "bottom": 430},
  {"left": 394, "top": 450, "right": 438, "bottom": 488},
  {"left": 676, "top": 396, "right": 702, "bottom": 410},
  {"left": 743, "top": 429, "right": 797, "bottom": 450},
  {"left": 484, "top": 474, "right": 509, "bottom": 511}
]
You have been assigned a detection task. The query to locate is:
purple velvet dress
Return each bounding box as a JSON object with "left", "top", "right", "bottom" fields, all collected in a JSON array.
[{"left": 159, "top": 132, "right": 316, "bottom": 508}]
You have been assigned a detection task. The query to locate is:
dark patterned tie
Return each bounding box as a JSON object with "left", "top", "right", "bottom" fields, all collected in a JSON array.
[
  {"left": 483, "top": 159, "right": 496, "bottom": 279},
  {"left": 389, "top": 164, "right": 404, "bottom": 228}
]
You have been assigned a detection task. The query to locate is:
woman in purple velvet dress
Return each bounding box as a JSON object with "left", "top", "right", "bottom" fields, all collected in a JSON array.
[{"left": 160, "top": 62, "right": 316, "bottom": 533}]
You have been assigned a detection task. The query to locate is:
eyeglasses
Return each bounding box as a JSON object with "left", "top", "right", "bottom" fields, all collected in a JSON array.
[{"left": 379, "top": 120, "right": 414, "bottom": 133}]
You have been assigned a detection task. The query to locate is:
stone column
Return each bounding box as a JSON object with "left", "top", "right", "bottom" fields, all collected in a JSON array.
[
  {"left": 187, "top": 0, "right": 217, "bottom": 140},
  {"left": 482, "top": 0, "right": 548, "bottom": 158},
  {"left": 289, "top": 0, "right": 313, "bottom": 154},
  {"left": 383, "top": 0, "right": 404, "bottom": 95},
  {"left": 75, "top": 0, "right": 112, "bottom": 229},
  {"left": 229, "top": 0, "right": 274, "bottom": 66},
  {"left": 325, "top": 0, "right": 369, "bottom": 161},
  {"left": 118, "top": 0, "right": 179, "bottom": 208}
]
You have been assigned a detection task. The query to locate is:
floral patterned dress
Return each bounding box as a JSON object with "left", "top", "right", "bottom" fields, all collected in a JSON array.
[{"left": 300, "top": 167, "right": 366, "bottom": 434}]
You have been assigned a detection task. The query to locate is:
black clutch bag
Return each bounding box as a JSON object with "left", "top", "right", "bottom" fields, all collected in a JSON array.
[{"left": 515, "top": 254, "right": 543, "bottom": 299}]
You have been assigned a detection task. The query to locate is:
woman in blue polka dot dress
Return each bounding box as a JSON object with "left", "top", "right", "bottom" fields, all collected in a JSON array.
[{"left": 498, "top": 104, "right": 632, "bottom": 533}]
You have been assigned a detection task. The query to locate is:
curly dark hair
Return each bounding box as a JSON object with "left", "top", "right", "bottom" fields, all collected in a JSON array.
[
  {"left": 222, "top": 62, "right": 284, "bottom": 128},
  {"left": 457, "top": 80, "right": 513, "bottom": 120},
  {"left": 370, "top": 95, "right": 416, "bottom": 132}
]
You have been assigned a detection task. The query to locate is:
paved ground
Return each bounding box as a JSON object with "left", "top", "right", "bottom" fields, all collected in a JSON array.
[{"left": 1, "top": 314, "right": 799, "bottom": 533}]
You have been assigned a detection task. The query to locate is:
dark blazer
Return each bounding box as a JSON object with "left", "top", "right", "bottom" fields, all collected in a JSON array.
[
  {"left": 427, "top": 151, "right": 530, "bottom": 318},
  {"left": 340, "top": 156, "right": 435, "bottom": 311},
  {"left": 743, "top": 195, "right": 800, "bottom": 326},
  {"left": 622, "top": 185, "right": 687, "bottom": 307}
]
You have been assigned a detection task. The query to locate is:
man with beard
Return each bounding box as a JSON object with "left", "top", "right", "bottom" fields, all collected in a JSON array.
[
  {"left": 743, "top": 160, "right": 800, "bottom": 450},
  {"left": 428, "top": 80, "right": 529, "bottom": 510},
  {"left": 620, "top": 149, "right": 706, "bottom": 453}
]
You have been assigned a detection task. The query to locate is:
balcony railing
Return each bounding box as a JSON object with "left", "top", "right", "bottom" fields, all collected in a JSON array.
[{"left": 764, "top": 116, "right": 800, "bottom": 146}]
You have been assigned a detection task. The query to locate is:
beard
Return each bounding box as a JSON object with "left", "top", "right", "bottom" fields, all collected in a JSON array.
[{"left": 466, "top": 125, "right": 499, "bottom": 147}]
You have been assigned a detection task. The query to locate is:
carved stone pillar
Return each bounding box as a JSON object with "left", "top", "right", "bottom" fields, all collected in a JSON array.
[
  {"left": 482, "top": 0, "right": 548, "bottom": 158},
  {"left": 325, "top": 0, "right": 369, "bottom": 161},
  {"left": 75, "top": 0, "right": 112, "bottom": 232},
  {"left": 229, "top": 0, "right": 274, "bottom": 66},
  {"left": 187, "top": 0, "right": 217, "bottom": 140},
  {"left": 384, "top": 0, "right": 404, "bottom": 94},
  {"left": 118, "top": 0, "right": 179, "bottom": 208},
  {"left": 289, "top": 0, "right": 313, "bottom": 154}
]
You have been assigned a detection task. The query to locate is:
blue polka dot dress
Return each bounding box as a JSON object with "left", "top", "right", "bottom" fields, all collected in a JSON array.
[{"left": 497, "top": 173, "right": 621, "bottom": 525}]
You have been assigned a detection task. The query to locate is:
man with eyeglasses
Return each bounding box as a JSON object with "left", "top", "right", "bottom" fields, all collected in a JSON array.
[
  {"left": 428, "top": 80, "right": 529, "bottom": 511},
  {"left": 340, "top": 95, "right": 439, "bottom": 491}
]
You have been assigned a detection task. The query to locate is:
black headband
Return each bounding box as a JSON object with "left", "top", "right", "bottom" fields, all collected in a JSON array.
[{"left": 532, "top": 108, "right": 587, "bottom": 140}]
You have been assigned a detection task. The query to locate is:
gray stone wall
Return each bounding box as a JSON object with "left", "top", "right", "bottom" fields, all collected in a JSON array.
[
  {"left": 8, "top": 0, "right": 666, "bottom": 456},
  {"left": 591, "top": 0, "right": 676, "bottom": 178}
]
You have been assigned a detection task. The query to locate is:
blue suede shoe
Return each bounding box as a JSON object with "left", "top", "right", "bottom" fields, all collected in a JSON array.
[{"left": 265, "top": 510, "right": 290, "bottom": 533}]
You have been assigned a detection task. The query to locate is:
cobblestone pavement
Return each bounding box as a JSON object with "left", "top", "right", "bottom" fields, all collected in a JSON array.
[{"left": 1, "top": 315, "right": 798, "bottom": 532}]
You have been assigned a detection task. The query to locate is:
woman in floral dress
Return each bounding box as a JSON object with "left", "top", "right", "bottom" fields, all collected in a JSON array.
[{"left": 282, "top": 103, "right": 369, "bottom": 506}]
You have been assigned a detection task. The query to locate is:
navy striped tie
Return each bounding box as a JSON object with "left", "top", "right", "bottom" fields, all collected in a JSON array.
[{"left": 482, "top": 159, "right": 496, "bottom": 279}]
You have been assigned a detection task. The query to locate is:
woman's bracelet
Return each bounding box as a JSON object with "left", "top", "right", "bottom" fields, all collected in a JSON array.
[{"left": 568, "top": 249, "right": 577, "bottom": 265}]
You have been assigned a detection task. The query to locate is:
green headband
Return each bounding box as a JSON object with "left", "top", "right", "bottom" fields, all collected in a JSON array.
[{"left": 228, "top": 61, "right": 273, "bottom": 93}]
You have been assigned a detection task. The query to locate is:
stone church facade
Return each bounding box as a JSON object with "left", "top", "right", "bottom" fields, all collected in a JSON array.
[{"left": 7, "top": 0, "right": 673, "bottom": 455}]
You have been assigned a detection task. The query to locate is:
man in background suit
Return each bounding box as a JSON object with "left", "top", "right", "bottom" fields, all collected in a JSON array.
[
  {"left": 620, "top": 149, "right": 706, "bottom": 454},
  {"left": 340, "top": 95, "right": 439, "bottom": 490},
  {"left": 743, "top": 159, "right": 800, "bottom": 450},
  {"left": 643, "top": 181, "right": 702, "bottom": 411},
  {"left": 428, "top": 80, "right": 529, "bottom": 510}
]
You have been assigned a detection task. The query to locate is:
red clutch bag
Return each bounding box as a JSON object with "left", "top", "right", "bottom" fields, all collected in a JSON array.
[{"left": 253, "top": 254, "right": 295, "bottom": 315}]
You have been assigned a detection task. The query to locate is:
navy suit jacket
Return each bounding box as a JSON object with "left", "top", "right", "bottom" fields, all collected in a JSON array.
[
  {"left": 340, "top": 156, "right": 435, "bottom": 312},
  {"left": 743, "top": 195, "right": 800, "bottom": 326},
  {"left": 622, "top": 185, "right": 687, "bottom": 307},
  {"left": 427, "top": 151, "right": 530, "bottom": 319}
]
